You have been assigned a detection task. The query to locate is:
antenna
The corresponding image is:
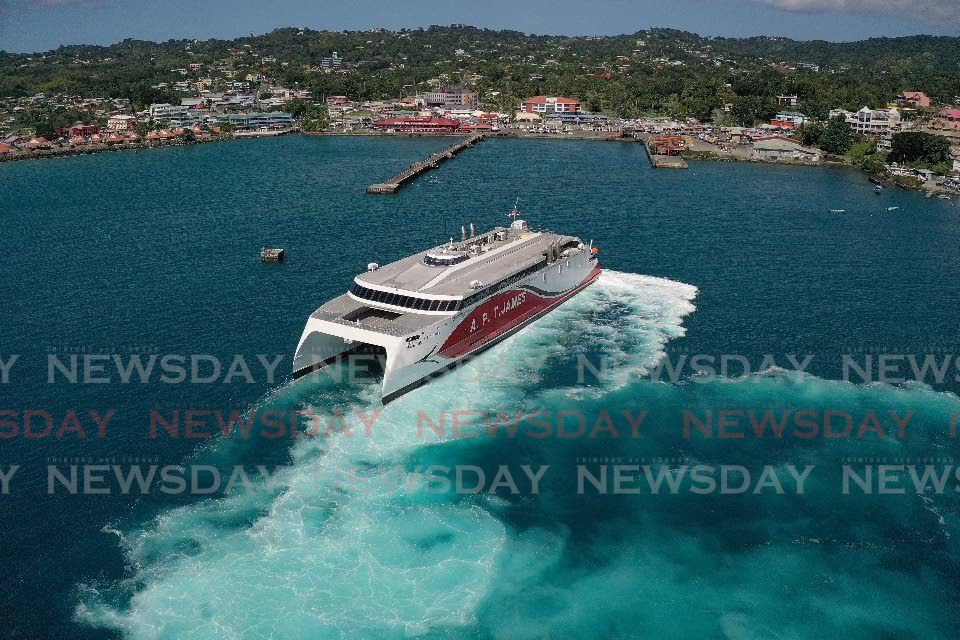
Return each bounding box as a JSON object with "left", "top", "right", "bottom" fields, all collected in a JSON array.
[{"left": 507, "top": 197, "right": 521, "bottom": 221}]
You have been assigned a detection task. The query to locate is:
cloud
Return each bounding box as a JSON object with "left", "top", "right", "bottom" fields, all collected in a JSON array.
[{"left": 750, "top": 0, "right": 960, "bottom": 25}]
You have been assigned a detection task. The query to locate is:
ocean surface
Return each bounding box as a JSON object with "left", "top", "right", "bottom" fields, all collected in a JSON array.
[{"left": 2, "top": 135, "right": 960, "bottom": 639}]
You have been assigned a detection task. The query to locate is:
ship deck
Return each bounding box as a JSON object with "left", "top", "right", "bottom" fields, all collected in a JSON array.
[
  {"left": 355, "top": 228, "right": 577, "bottom": 298},
  {"left": 311, "top": 294, "right": 439, "bottom": 337}
]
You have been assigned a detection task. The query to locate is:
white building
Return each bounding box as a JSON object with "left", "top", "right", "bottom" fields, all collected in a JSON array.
[
  {"left": 832, "top": 107, "right": 901, "bottom": 137},
  {"left": 149, "top": 103, "right": 189, "bottom": 121},
  {"left": 107, "top": 114, "right": 137, "bottom": 132}
]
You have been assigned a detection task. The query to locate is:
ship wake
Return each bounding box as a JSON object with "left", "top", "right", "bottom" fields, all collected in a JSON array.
[{"left": 75, "top": 270, "right": 960, "bottom": 639}]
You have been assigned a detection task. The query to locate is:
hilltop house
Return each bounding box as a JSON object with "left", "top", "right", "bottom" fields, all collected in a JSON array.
[{"left": 897, "top": 91, "right": 931, "bottom": 109}]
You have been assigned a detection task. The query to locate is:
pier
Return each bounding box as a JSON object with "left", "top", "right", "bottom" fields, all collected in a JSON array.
[
  {"left": 643, "top": 134, "right": 688, "bottom": 169},
  {"left": 367, "top": 134, "right": 484, "bottom": 194}
]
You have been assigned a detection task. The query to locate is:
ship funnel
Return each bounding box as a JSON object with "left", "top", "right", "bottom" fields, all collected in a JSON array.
[
  {"left": 470, "top": 223, "right": 475, "bottom": 237},
  {"left": 461, "top": 225, "right": 467, "bottom": 241}
]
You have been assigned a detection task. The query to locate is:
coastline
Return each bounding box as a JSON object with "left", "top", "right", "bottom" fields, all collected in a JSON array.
[{"left": 3, "top": 127, "right": 954, "bottom": 196}]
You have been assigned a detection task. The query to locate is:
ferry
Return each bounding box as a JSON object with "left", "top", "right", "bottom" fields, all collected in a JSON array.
[{"left": 292, "top": 207, "right": 601, "bottom": 403}]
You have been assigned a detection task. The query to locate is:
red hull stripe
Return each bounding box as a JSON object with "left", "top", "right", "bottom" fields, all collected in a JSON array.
[{"left": 439, "top": 265, "right": 601, "bottom": 359}]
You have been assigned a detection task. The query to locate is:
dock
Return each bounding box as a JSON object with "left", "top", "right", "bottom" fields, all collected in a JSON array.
[
  {"left": 367, "top": 134, "right": 484, "bottom": 194},
  {"left": 643, "top": 134, "right": 688, "bottom": 169},
  {"left": 648, "top": 154, "right": 688, "bottom": 169}
]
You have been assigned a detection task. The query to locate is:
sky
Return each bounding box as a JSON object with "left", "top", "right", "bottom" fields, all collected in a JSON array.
[{"left": 0, "top": 0, "right": 958, "bottom": 53}]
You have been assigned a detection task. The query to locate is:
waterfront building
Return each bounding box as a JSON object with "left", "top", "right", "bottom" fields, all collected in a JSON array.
[
  {"left": 69, "top": 125, "right": 99, "bottom": 137},
  {"left": 107, "top": 114, "right": 137, "bottom": 132},
  {"left": 149, "top": 103, "right": 190, "bottom": 122},
  {"left": 219, "top": 112, "right": 294, "bottom": 131},
  {"left": 519, "top": 96, "right": 583, "bottom": 114},
  {"left": 26, "top": 136, "right": 52, "bottom": 149},
  {"left": 0, "top": 143, "right": 11, "bottom": 156},
  {"left": 751, "top": 137, "right": 821, "bottom": 162},
  {"left": 372, "top": 116, "right": 462, "bottom": 133},
  {"left": 831, "top": 107, "right": 901, "bottom": 137},
  {"left": 419, "top": 88, "right": 478, "bottom": 108}
]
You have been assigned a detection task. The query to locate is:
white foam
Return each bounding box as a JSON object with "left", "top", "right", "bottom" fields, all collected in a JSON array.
[{"left": 75, "top": 270, "right": 699, "bottom": 639}]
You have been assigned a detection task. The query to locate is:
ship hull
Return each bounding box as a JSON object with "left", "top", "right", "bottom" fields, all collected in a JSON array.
[{"left": 381, "top": 263, "right": 601, "bottom": 403}]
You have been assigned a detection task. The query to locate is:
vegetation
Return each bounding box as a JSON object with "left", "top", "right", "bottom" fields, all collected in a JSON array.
[
  {"left": 13, "top": 107, "right": 93, "bottom": 138},
  {"left": 300, "top": 103, "right": 328, "bottom": 132},
  {"left": 817, "top": 116, "right": 854, "bottom": 155},
  {"left": 2, "top": 26, "right": 960, "bottom": 118},
  {"left": 848, "top": 139, "right": 886, "bottom": 173},
  {"left": 887, "top": 131, "right": 952, "bottom": 170}
]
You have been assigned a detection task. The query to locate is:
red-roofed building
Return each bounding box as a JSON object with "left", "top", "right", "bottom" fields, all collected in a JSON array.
[
  {"left": 519, "top": 96, "right": 583, "bottom": 114},
  {"left": 0, "top": 143, "right": 12, "bottom": 156},
  {"left": 934, "top": 107, "right": 960, "bottom": 131},
  {"left": 26, "top": 136, "right": 52, "bottom": 150},
  {"left": 70, "top": 125, "right": 100, "bottom": 137},
  {"left": 898, "top": 91, "right": 931, "bottom": 109},
  {"left": 372, "top": 116, "right": 462, "bottom": 133}
]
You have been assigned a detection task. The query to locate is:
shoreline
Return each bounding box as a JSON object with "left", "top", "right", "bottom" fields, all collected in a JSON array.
[{"left": 3, "top": 128, "right": 955, "bottom": 196}]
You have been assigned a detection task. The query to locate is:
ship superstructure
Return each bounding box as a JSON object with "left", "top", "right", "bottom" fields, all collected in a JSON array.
[{"left": 292, "top": 209, "right": 601, "bottom": 402}]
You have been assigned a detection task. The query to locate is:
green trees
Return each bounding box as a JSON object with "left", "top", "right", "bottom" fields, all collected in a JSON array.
[
  {"left": 887, "top": 132, "right": 951, "bottom": 166},
  {"left": 730, "top": 95, "right": 773, "bottom": 127},
  {"left": 848, "top": 139, "right": 885, "bottom": 173},
  {"left": 797, "top": 122, "right": 824, "bottom": 147},
  {"left": 817, "top": 116, "right": 853, "bottom": 155},
  {"left": 301, "top": 104, "right": 328, "bottom": 132}
]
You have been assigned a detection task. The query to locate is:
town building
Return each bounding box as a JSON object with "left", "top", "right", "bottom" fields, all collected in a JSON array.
[
  {"left": 419, "top": 87, "right": 478, "bottom": 109},
  {"left": 220, "top": 112, "right": 294, "bottom": 131},
  {"left": 831, "top": 107, "right": 901, "bottom": 137},
  {"left": 519, "top": 96, "right": 583, "bottom": 114},
  {"left": 372, "top": 116, "right": 462, "bottom": 133},
  {"left": 771, "top": 111, "right": 810, "bottom": 127},
  {"left": 777, "top": 95, "right": 799, "bottom": 108},
  {"left": 934, "top": 108, "right": 960, "bottom": 131},
  {"left": 149, "top": 103, "right": 190, "bottom": 122},
  {"left": 897, "top": 91, "right": 931, "bottom": 109},
  {"left": 107, "top": 114, "right": 137, "bottom": 132},
  {"left": 751, "top": 137, "right": 821, "bottom": 162},
  {"left": 321, "top": 52, "right": 343, "bottom": 69}
]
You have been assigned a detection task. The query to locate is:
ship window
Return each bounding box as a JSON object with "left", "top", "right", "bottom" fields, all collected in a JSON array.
[
  {"left": 398, "top": 295, "right": 411, "bottom": 307},
  {"left": 430, "top": 300, "right": 441, "bottom": 311},
  {"left": 414, "top": 298, "right": 426, "bottom": 311},
  {"left": 424, "top": 253, "right": 469, "bottom": 267}
]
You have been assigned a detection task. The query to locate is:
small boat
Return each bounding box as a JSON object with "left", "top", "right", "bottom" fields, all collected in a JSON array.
[
  {"left": 874, "top": 185, "right": 883, "bottom": 194},
  {"left": 829, "top": 209, "right": 846, "bottom": 214},
  {"left": 887, "top": 206, "right": 899, "bottom": 211},
  {"left": 937, "top": 194, "right": 951, "bottom": 200},
  {"left": 924, "top": 191, "right": 934, "bottom": 199}
]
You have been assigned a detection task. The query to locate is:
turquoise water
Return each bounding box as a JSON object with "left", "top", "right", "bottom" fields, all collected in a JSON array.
[{"left": 2, "top": 136, "right": 960, "bottom": 638}]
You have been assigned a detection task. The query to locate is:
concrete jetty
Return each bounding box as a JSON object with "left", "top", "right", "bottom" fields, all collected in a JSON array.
[{"left": 367, "top": 134, "right": 484, "bottom": 193}]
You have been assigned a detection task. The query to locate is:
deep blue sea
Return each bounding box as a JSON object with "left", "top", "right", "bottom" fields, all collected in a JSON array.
[{"left": 2, "top": 135, "right": 960, "bottom": 639}]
